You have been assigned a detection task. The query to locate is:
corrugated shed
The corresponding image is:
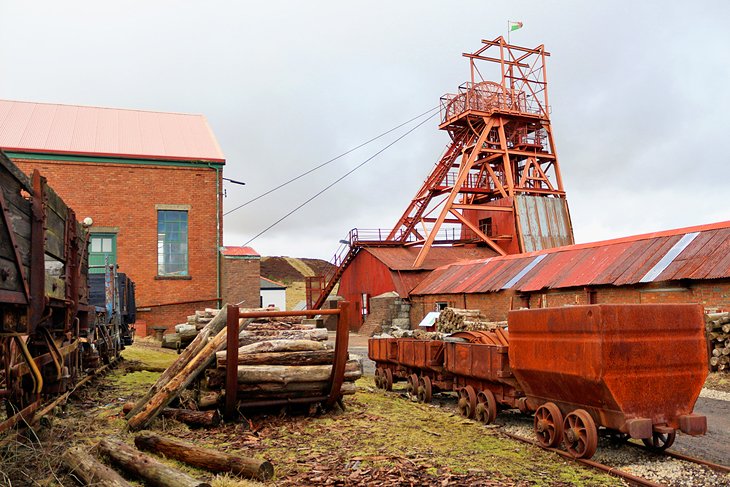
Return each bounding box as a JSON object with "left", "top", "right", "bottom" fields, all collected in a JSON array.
[
  {"left": 363, "top": 246, "right": 496, "bottom": 271},
  {"left": 411, "top": 220, "right": 730, "bottom": 296},
  {"left": 0, "top": 100, "right": 225, "bottom": 162}
]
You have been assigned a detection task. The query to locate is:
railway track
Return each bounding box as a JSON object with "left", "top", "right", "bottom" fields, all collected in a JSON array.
[
  {"left": 391, "top": 387, "right": 729, "bottom": 487},
  {"left": 0, "top": 356, "right": 121, "bottom": 446}
]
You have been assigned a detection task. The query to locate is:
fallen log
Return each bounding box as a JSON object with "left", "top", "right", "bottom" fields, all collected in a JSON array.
[
  {"left": 122, "top": 403, "right": 221, "bottom": 427},
  {"left": 61, "top": 446, "right": 132, "bottom": 487},
  {"left": 125, "top": 307, "right": 228, "bottom": 420},
  {"left": 98, "top": 439, "right": 210, "bottom": 487},
  {"left": 134, "top": 432, "right": 274, "bottom": 481},
  {"left": 217, "top": 349, "right": 335, "bottom": 367},
  {"left": 127, "top": 327, "right": 228, "bottom": 431},
  {"left": 198, "top": 391, "right": 223, "bottom": 409}
]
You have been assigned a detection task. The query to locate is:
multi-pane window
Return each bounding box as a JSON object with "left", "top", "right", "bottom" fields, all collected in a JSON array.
[
  {"left": 89, "top": 233, "right": 116, "bottom": 274},
  {"left": 157, "top": 210, "right": 188, "bottom": 276}
]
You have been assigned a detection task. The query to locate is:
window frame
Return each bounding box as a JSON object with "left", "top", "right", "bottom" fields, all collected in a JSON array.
[{"left": 157, "top": 208, "right": 190, "bottom": 278}]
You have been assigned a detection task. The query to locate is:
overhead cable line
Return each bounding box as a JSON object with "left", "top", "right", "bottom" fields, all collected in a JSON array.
[
  {"left": 242, "top": 111, "right": 439, "bottom": 247},
  {"left": 223, "top": 106, "right": 439, "bottom": 217}
]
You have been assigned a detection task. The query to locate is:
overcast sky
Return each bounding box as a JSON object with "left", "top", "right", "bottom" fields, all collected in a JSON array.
[{"left": 1, "top": 1, "right": 729, "bottom": 260}]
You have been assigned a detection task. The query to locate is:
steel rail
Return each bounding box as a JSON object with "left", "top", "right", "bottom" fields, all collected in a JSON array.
[
  {"left": 500, "top": 430, "right": 664, "bottom": 487},
  {"left": 624, "top": 440, "right": 730, "bottom": 474},
  {"left": 0, "top": 356, "right": 120, "bottom": 445}
]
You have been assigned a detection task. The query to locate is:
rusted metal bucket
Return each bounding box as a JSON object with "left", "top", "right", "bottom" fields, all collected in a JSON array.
[
  {"left": 444, "top": 342, "right": 513, "bottom": 382},
  {"left": 397, "top": 339, "right": 445, "bottom": 371},
  {"left": 508, "top": 304, "right": 708, "bottom": 438},
  {"left": 367, "top": 338, "right": 399, "bottom": 363}
]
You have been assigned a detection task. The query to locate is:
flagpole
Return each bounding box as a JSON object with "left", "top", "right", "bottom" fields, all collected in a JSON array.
[{"left": 507, "top": 20, "right": 510, "bottom": 44}]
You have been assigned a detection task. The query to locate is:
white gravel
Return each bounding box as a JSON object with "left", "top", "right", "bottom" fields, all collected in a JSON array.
[{"left": 700, "top": 387, "right": 730, "bottom": 402}]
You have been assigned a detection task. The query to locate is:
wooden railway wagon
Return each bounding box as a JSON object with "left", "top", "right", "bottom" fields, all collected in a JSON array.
[
  {"left": 368, "top": 303, "right": 708, "bottom": 459},
  {"left": 0, "top": 151, "right": 129, "bottom": 434}
]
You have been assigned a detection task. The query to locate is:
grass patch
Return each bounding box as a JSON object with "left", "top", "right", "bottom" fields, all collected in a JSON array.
[
  {"left": 256, "top": 377, "right": 620, "bottom": 485},
  {"left": 705, "top": 372, "right": 730, "bottom": 393},
  {"left": 122, "top": 343, "right": 178, "bottom": 369}
]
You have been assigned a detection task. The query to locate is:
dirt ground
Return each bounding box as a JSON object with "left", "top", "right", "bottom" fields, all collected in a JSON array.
[{"left": 2, "top": 336, "right": 727, "bottom": 485}]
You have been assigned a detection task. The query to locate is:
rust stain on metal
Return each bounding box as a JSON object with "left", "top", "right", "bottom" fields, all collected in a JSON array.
[{"left": 507, "top": 304, "right": 708, "bottom": 435}]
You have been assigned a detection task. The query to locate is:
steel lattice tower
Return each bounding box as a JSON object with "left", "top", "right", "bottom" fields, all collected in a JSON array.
[{"left": 388, "top": 37, "right": 574, "bottom": 267}]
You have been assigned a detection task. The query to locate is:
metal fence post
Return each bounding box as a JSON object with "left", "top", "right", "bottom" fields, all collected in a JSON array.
[{"left": 225, "top": 304, "right": 239, "bottom": 420}]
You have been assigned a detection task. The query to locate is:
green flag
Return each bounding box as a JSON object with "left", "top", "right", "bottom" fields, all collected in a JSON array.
[{"left": 510, "top": 21, "right": 523, "bottom": 32}]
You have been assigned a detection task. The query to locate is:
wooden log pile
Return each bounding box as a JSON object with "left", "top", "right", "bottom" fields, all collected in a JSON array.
[
  {"left": 161, "top": 307, "right": 281, "bottom": 350},
  {"left": 706, "top": 312, "right": 730, "bottom": 372},
  {"left": 435, "top": 308, "right": 507, "bottom": 334},
  {"left": 205, "top": 319, "right": 363, "bottom": 405}
]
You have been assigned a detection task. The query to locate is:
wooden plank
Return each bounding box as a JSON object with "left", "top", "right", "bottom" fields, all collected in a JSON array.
[
  {"left": 44, "top": 215, "right": 65, "bottom": 261},
  {"left": 0, "top": 152, "right": 32, "bottom": 192},
  {"left": 43, "top": 184, "right": 69, "bottom": 221},
  {"left": 0, "top": 255, "right": 23, "bottom": 292}
]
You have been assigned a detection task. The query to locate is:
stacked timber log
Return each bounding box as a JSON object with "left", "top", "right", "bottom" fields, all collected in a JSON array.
[
  {"left": 162, "top": 308, "right": 280, "bottom": 350},
  {"left": 706, "top": 312, "right": 730, "bottom": 371},
  {"left": 207, "top": 319, "right": 362, "bottom": 404},
  {"left": 435, "top": 308, "right": 507, "bottom": 333}
]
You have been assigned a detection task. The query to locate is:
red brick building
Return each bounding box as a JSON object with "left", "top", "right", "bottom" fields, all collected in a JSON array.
[
  {"left": 0, "top": 100, "right": 225, "bottom": 333},
  {"left": 221, "top": 246, "right": 261, "bottom": 308},
  {"left": 338, "top": 246, "right": 496, "bottom": 329},
  {"left": 409, "top": 221, "right": 730, "bottom": 324}
]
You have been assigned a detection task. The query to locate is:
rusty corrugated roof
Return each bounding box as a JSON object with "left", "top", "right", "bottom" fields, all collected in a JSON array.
[
  {"left": 0, "top": 99, "right": 225, "bottom": 162},
  {"left": 363, "top": 246, "right": 497, "bottom": 271},
  {"left": 411, "top": 220, "right": 730, "bottom": 295}
]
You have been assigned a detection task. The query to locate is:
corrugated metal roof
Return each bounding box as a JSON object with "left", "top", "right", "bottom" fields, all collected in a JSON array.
[
  {"left": 364, "top": 246, "right": 497, "bottom": 271},
  {"left": 222, "top": 246, "right": 260, "bottom": 257},
  {"left": 411, "top": 220, "right": 730, "bottom": 296},
  {"left": 0, "top": 100, "right": 225, "bottom": 162}
]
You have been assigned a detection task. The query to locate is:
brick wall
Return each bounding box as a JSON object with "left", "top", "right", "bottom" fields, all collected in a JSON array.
[
  {"left": 410, "top": 279, "right": 730, "bottom": 323},
  {"left": 222, "top": 256, "right": 260, "bottom": 308},
  {"left": 13, "top": 157, "right": 222, "bottom": 331}
]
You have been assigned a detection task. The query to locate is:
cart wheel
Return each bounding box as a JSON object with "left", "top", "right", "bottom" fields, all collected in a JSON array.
[
  {"left": 374, "top": 368, "right": 383, "bottom": 389},
  {"left": 417, "top": 376, "right": 432, "bottom": 403},
  {"left": 457, "top": 386, "right": 477, "bottom": 419},
  {"left": 642, "top": 431, "right": 676, "bottom": 452},
  {"left": 384, "top": 368, "right": 393, "bottom": 392},
  {"left": 534, "top": 402, "right": 563, "bottom": 448},
  {"left": 407, "top": 373, "right": 419, "bottom": 396},
  {"left": 563, "top": 409, "right": 598, "bottom": 459},
  {"left": 475, "top": 390, "right": 498, "bottom": 425}
]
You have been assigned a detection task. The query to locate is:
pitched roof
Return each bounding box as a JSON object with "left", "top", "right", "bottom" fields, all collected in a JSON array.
[
  {"left": 222, "top": 246, "right": 259, "bottom": 257},
  {"left": 0, "top": 99, "right": 225, "bottom": 162},
  {"left": 363, "top": 246, "right": 497, "bottom": 271},
  {"left": 411, "top": 220, "right": 730, "bottom": 295},
  {"left": 260, "top": 277, "right": 287, "bottom": 289}
]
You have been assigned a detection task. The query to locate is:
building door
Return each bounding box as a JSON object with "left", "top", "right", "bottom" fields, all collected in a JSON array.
[{"left": 89, "top": 233, "right": 117, "bottom": 274}]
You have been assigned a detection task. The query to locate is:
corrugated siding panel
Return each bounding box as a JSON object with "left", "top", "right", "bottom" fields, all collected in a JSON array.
[
  {"left": 612, "top": 236, "right": 682, "bottom": 286},
  {"left": 516, "top": 195, "right": 573, "bottom": 252}
]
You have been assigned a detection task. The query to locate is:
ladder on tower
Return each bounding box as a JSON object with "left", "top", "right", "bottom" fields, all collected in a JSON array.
[{"left": 307, "top": 238, "right": 361, "bottom": 310}]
